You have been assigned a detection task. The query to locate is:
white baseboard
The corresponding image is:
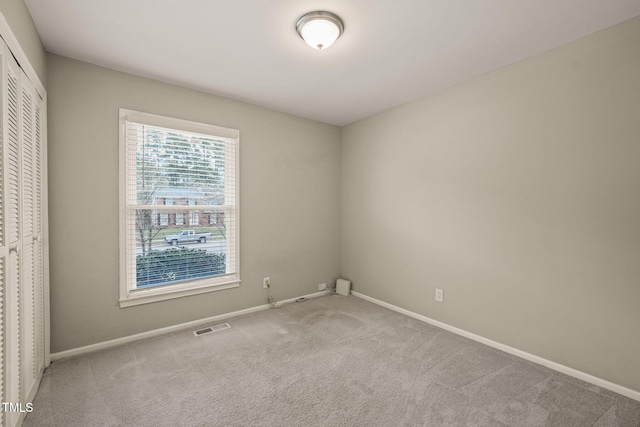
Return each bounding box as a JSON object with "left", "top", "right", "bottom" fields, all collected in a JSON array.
[
  {"left": 351, "top": 291, "right": 640, "bottom": 402},
  {"left": 50, "top": 291, "right": 326, "bottom": 362}
]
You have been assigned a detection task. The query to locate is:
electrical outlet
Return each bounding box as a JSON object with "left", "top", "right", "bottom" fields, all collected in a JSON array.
[
  {"left": 319, "top": 283, "right": 327, "bottom": 291},
  {"left": 435, "top": 288, "right": 444, "bottom": 302},
  {"left": 263, "top": 277, "right": 270, "bottom": 289}
]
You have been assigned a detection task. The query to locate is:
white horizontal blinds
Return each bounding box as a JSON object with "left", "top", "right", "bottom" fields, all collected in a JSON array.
[
  {"left": 125, "top": 119, "right": 238, "bottom": 290},
  {"left": 223, "top": 132, "right": 237, "bottom": 275}
]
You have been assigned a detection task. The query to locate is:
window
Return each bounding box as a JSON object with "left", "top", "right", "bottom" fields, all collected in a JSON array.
[{"left": 119, "top": 109, "right": 239, "bottom": 307}]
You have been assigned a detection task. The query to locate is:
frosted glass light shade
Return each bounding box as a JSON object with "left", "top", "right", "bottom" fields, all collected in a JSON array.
[{"left": 296, "top": 11, "right": 344, "bottom": 50}]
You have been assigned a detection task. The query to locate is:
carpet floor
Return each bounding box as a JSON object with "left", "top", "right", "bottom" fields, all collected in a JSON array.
[{"left": 24, "top": 295, "right": 640, "bottom": 426}]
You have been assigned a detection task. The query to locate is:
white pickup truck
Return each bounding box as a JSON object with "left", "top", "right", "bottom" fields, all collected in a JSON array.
[{"left": 164, "top": 230, "right": 212, "bottom": 245}]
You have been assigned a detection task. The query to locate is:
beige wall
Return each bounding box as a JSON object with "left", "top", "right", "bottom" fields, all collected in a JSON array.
[
  {"left": 0, "top": 0, "right": 46, "bottom": 86},
  {"left": 341, "top": 17, "right": 640, "bottom": 392},
  {"left": 47, "top": 54, "right": 341, "bottom": 352}
]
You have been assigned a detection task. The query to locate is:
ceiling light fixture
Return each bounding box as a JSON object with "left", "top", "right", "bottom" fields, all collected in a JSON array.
[{"left": 296, "top": 11, "right": 344, "bottom": 50}]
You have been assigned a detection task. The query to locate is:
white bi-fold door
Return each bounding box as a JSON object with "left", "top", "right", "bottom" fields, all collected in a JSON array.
[{"left": 1, "top": 39, "right": 46, "bottom": 427}]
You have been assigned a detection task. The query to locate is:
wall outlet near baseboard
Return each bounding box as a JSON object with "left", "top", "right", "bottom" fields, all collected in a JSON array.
[
  {"left": 435, "top": 288, "right": 444, "bottom": 302},
  {"left": 319, "top": 283, "right": 327, "bottom": 291},
  {"left": 263, "top": 277, "right": 270, "bottom": 289}
]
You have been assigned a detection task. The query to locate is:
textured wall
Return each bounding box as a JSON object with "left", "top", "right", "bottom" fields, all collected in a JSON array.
[
  {"left": 47, "top": 54, "right": 341, "bottom": 352},
  {"left": 341, "top": 17, "right": 640, "bottom": 392}
]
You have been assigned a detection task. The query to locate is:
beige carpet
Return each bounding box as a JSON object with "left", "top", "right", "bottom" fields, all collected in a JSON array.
[{"left": 24, "top": 295, "right": 640, "bottom": 426}]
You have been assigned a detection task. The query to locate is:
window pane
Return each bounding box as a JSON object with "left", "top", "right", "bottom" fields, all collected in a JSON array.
[
  {"left": 128, "top": 120, "right": 236, "bottom": 290},
  {"left": 136, "top": 247, "right": 226, "bottom": 288},
  {"left": 135, "top": 126, "right": 227, "bottom": 207},
  {"left": 121, "top": 109, "right": 239, "bottom": 306},
  {"left": 133, "top": 208, "right": 230, "bottom": 288}
]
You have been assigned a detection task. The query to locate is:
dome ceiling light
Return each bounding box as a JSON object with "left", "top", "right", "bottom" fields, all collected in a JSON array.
[{"left": 296, "top": 11, "right": 344, "bottom": 50}]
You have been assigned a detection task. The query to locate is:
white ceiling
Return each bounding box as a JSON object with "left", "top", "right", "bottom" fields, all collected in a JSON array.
[{"left": 24, "top": 0, "right": 640, "bottom": 126}]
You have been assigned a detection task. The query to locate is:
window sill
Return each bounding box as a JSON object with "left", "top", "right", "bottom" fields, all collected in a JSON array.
[{"left": 119, "top": 278, "right": 241, "bottom": 308}]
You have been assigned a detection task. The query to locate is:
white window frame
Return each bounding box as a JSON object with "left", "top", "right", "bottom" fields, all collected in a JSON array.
[{"left": 118, "top": 109, "right": 240, "bottom": 308}]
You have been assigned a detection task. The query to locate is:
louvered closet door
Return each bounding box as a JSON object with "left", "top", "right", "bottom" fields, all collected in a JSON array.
[
  {"left": 0, "top": 36, "right": 46, "bottom": 427},
  {"left": 33, "top": 93, "right": 44, "bottom": 378},
  {"left": 0, "top": 45, "right": 8, "bottom": 427},
  {"left": 3, "top": 44, "right": 22, "bottom": 427},
  {"left": 20, "top": 73, "right": 38, "bottom": 405}
]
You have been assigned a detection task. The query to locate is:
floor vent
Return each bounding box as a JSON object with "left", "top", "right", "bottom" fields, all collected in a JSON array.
[{"left": 193, "top": 323, "right": 231, "bottom": 336}]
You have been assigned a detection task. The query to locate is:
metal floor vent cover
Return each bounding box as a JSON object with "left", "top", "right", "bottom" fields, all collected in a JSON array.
[{"left": 193, "top": 323, "right": 231, "bottom": 336}]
